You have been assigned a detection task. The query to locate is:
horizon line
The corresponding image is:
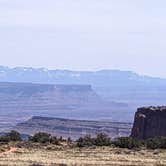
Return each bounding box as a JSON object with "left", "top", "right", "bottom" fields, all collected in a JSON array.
[{"left": 0, "top": 65, "right": 165, "bottom": 79}]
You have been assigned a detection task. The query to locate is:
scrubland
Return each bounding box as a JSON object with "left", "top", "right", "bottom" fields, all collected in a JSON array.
[{"left": 0, "top": 143, "right": 166, "bottom": 166}]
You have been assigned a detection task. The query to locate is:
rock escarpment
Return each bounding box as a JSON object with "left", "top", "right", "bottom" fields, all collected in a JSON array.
[
  {"left": 0, "top": 82, "right": 100, "bottom": 131},
  {"left": 0, "top": 82, "right": 100, "bottom": 111},
  {"left": 131, "top": 106, "right": 166, "bottom": 139},
  {"left": 0, "top": 82, "right": 129, "bottom": 131},
  {"left": 15, "top": 116, "right": 132, "bottom": 140}
]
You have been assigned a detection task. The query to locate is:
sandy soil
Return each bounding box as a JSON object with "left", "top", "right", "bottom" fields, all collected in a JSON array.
[{"left": 0, "top": 146, "right": 166, "bottom": 166}]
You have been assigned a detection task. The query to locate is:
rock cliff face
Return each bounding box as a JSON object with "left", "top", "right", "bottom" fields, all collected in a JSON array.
[
  {"left": 0, "top": 82, "right": 99, "bottom": 110},
  {"left": 0, "top": 82, "right": 129, "bottom": 132},
  {"left": 15, "top": 116, "right": 132, "bottom": 140},
  {"left": 0, "top": 82, "right": 99, "bottom": 131},
  {"left": 131, "top": 106, "right": 166, "bottom": 139}
]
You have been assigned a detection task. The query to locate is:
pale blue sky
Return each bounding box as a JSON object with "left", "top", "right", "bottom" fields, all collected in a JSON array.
[{"left": 0, "top": 0, "right": 166, "bottom": 77}]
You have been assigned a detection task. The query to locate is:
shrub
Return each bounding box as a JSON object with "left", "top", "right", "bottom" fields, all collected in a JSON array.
[
  {"left": 95, "top": 133, "right": 111, "bottom": 146},
  {"left": 50, "top": 136, "right": 59, "bottom": 145},
  {"left": 0, "top": 131, "right": 21, "bottom": 142},
  {"left": 113, "top": 137, "right": 141, "bottom": 149},
  {"left": 112, "top": 136, "right": 166, "bottom": 149},
  {"left": 146, "top": 137, "right": 166, "bottom": 149},
  {"left": 59, "top": 136, "right": 63, "bottom": 141},
  {"left": 29, "top": 132, "right": 61, "bottom": 145},
  {"left": 67, "top": 137, "right": 72, "bottom": 143},
  {"left": 30, "top": 132, "right": 51, "bottom": 143},
  {"left": 0, "top": 135, "right": 10, "bottom": 143},
  {"left": 76, "top": 135, "right": 95, "bottom": 147},
  {"left": 6, "top": 130, "right": 22, "bottom": 141},
  {"left": 76, "top": 133, "right": 112, "bottom": 147}
]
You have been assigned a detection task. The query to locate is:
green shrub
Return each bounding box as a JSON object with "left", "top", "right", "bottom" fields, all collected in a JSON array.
[
  {"left": 76, "top": 133, "right": 111, "bottom": 147},
  {"left": 113, "top": 137, "right": 141, "bottom": 149},
  {"left": 0, "top": 131, "right": 21, "bottom": 142},
  {"left": 95, "top": 133, "right": 111, "bottom": 146},
  {"left": 30, "top": 132, "right": 51, "bottom": 143},
  {"left": 146, "top": 137, "right": 166, "bottom": 149},
  {"left": 0, "top": 135, "right": 10, "bottom": 143},
  {"left": 76, "top": 135, "right": 95, "bottom": 147},
  {"left": 6, "top": 130, "right": 22, "bottom": 141}
]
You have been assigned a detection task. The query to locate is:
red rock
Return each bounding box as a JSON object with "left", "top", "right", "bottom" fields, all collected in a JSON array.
[{"left": 131, "top": 106, "right": 166, "bottom": 139}]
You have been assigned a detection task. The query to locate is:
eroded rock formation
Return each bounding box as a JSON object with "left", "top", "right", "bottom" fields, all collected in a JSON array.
[
  {"left": 15, "top": 116, "right": 132, "bottom": 140},
  {"left": 131, "top": 106, "right": 166, "bottom": 139}
]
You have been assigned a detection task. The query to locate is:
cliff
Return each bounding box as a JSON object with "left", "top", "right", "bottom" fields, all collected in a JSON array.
[
  {"left": 131, "top": 106, "right": 166, "bottom": 139},
  {"left": 0, "top": 82, "right": 99, "bottom": 109},
  {"left": 15, "top": 116, "right": 132, "bottom": 140},
  {"left": 0, "top": 82, "right": 129, "bottom": 132},
  {"left": 0, "top": 82, "right": 100, "bottom": 131}
]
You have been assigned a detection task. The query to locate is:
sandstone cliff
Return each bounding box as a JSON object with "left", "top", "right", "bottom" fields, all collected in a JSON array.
[
  {"left": 15, "top": 116, "right": 132, "bottom": 140},
  {"left": 131, "top": 106, "right": 166, "bottom": 139},
  {"left": 0, "top": 82, "right": 129, "bottom": 132}
]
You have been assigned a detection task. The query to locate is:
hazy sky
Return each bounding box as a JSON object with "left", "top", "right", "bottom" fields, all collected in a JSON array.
[{"left": 0, "top": 0, "right": 166, "bottom": 77}]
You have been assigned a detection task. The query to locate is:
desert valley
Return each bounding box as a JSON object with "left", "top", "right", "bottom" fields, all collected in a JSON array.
[
  {"left": 0, "top": 67, "right": 166, "bottom": 165},
  {"left": 0, "top": 0, "right": 166, "bottom": 164}
]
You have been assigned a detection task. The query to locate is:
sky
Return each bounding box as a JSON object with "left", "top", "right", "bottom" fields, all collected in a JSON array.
[{"left": 0, "top": 0, "right": 166, "bottom": 77}]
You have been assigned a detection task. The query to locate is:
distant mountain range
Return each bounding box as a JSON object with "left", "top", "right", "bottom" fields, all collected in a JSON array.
[
  {"left": 0, "top": 66, "right": 166, "bottom": 130},
  {"left": 0, "top": 66, "right": 165, "bottom": 87},
  {"left": 0, "top": 66, "right": 166, "bottom": 106}
]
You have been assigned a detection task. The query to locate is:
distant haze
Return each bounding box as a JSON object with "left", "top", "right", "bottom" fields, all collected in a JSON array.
[{"left": 0, "top": 0, "right": 166, "bottom": 78}]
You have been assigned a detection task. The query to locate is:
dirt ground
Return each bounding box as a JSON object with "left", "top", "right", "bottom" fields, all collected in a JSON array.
[{"left": 0, "top": 144, "right": 166, "bottom": 166}]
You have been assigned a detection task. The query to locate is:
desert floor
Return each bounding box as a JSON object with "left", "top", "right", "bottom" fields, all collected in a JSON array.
[{"left": 0, "top": 144, "right": 166, "bottom": 166}]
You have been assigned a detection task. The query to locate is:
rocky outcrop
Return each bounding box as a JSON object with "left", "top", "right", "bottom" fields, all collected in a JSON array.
[
  {"left": 131, "top": 106, "right": 166, "bottom": 139},
  {"left": 15, "top": 116, "right": 132, "bottom": 140}
]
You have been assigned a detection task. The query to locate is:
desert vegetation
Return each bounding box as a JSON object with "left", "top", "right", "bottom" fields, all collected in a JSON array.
[
  {"left": 0, "top": 131, "right": 166, "bottom": 165},
  {"left": 29, "top": 132, "right": 59, "bottom": 145},
  {"left": 1, "top": 131, "right": 166, "bottom": 150},
  {"left": 0, "top": 130, "right": 21, "bottom": 143},
  {"left": 76, "top": 133, "right": 166, "bottom": 150}
]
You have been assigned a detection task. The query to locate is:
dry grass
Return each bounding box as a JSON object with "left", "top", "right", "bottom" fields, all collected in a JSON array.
[{"left": 0, "top": 144, "right": 166, "bottom": 166}]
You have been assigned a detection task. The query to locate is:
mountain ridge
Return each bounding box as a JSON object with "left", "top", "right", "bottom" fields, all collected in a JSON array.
[
  {"left": 1, "top": 65, "right": 166, "bottom": 106},
  {"left": 0, "top": 66, "right": 165, "bottom": 86},
  {"left": 0, "top": 66, "right": 166, "bottom": 126}
]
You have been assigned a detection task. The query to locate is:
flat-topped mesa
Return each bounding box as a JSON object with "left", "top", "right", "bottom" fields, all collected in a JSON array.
[
  {"left": 15, "top": 116, "right": 132, "bottom": 139},
  {"left": 54, "top": 84, "right": 92, "bottom": 92},
  {"left": 0, "top": 82, "right": 93, "bottom": 96},
  {"left": 131, "top": 106, "right": 166, "bottom": 139},
  {"left": 0, "top": 82, "right": 101, "bottom": 115}
]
